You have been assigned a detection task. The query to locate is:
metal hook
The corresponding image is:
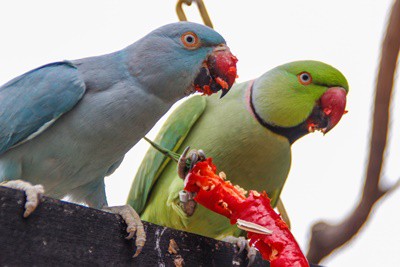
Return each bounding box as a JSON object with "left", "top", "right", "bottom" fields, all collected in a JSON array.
[{"left": 176, "top": 0, "right": 214, "bottom": 29}]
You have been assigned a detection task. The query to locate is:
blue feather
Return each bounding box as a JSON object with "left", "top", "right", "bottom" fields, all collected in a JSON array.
[{"left": 0, "top": 61, "right": 85, "bottom": 153}]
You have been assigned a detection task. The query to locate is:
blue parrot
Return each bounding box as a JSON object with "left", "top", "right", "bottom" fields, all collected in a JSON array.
[{"left": 0, "top": 22, "right": 236, "bottom": 255}]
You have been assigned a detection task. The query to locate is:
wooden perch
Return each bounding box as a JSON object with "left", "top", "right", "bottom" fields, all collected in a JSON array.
[
  {"left": 306, "top": 0, "right": 400, "bottom": 263},
  {"left": 0, "top": 186, "right": 322, "bottom": 266}
]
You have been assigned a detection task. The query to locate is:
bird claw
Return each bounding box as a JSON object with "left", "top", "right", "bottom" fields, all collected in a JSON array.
[
  {"left": 177, "top": 146, "right": 207, "bottom": 179},
  {"left": 103, "top": 205, "right": 146, "bottom": 257},
  {"left": 198, "top": 149, "right": 206, "bottom": 161},
  {"left": 247, "top": 247, "right": 257, "bottom": 267},
  {"left": 235, "top": 236, "right": 247, "bottom": 254},
  {"left": 178, "top": 146, "right": 191, "bottom": 179},
  {"left": 177, "top": 147, "right": 206, "bottom": 216},
  {"left": 0, "top": 180, "right": 45, "bottom": 217},
  {"left": 189, "top": 153, "right": 199, "bottom": 170},
  {"left": 179, "top": 190, "right": 197, "bottom": 216},
  {"left": 223, "top": 236, "right": 258, "bottom": 267},
  {"left": 133, "top": 245, "right": 143, "bottom": 258},
  {"left": 125, "top": 228, "right": 136, "bottom": 240}
]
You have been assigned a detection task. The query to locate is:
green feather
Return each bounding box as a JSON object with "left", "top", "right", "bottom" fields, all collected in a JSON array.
[{"left": 127, "top": 95, "right": 206, "bottom": 214}]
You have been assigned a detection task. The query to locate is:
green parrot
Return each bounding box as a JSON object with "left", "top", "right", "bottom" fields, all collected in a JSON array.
[{"left": 127, "top": 60, "right": 349, "bottom": 240}]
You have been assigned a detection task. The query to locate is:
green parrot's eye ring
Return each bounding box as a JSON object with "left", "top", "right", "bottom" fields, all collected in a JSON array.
[
  {"left": 181, "top": 32, "right": 200, "bottom": 49},
  {"left": 297, "top": 72, "right": 312, "bottom": 85}
]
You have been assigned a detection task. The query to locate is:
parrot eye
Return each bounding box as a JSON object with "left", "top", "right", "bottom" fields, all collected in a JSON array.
[
  {"left": 181, "top": 32, "right": 200, "bottom": 49},
  {"left": 297, "top": 72, "right": 312, "bottom": 85}
]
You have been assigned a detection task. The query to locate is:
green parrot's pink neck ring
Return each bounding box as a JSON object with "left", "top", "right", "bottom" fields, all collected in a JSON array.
[
  {"left": 245, "top": 79, "right": 256, "bottom": 119},
  {"left": 246, "top": 80, "right": 313, "bottom": 144}
]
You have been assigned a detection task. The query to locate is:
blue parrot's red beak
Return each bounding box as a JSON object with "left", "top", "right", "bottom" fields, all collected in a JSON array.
[
  {"left": 193, "top": 44, "right": 238, "bottom": 98},
  {"left": 307, "top": 87, "right": 347, "bottom": 134}
]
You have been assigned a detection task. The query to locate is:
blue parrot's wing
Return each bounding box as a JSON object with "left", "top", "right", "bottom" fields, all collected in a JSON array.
[
  {"left": 127, "top": 95, "right": 207, "bottom": 214},
  {"left": 0, "top": 61, "right": 86, "bottom": 154}
]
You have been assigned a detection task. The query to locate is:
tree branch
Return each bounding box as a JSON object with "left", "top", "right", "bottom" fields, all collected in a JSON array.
[{"left": 306, "top": 0, "right": 400, "bottom": 263}]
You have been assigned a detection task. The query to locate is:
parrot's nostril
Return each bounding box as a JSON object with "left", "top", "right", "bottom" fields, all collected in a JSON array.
[{"left": 214, "top": 44, "right": 227, "bottom": 52}]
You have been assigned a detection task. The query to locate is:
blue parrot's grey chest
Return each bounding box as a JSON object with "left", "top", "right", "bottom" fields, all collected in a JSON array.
[{"left": 0, "top": 77, "right": 172, "bottom": 200}]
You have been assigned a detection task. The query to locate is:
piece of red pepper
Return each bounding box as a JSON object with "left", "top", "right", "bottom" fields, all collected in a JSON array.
[{"left": 184, "top": 158, "right": 309, "bottom": 267}]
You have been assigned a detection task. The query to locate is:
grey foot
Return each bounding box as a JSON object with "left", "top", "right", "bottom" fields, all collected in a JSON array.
[
  {"left": 223, "top": 236, "right": 258, "bottom": 267},
  {"left": 1, "top": 180, "right": 45, "bottom": 217},
  {"left": 179, "top": 190, "right": 197, "bottom": 216},
  {"left": 177, "top": 146, "right": 206, "bottom": 179},
  {"left": 177, "top": 147, "right": 206, "bottom": 216},
  {"left": 103, "top": 204, "right": 146, "bottom": 257}
]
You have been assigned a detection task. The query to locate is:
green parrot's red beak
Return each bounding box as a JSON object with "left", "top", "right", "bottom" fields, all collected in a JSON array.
[
  {"left": 193, "top": 44, "right": 238, "bottom": 98},
  {"left": 307, "top": 87, "right": 347, "bottom": 134},
  {"left": 320, "top": 87, "right": 347, "bottom": 133}
]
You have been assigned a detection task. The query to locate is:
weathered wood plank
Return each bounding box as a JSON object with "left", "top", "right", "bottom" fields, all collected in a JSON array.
[{"left": 0, "top": 187, "right": 320, "bottom": 266}]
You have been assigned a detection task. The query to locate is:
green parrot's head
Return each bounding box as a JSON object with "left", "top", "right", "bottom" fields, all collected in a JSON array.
[{"left": 251, "top": 60, "right": 348, "bottom": 142}]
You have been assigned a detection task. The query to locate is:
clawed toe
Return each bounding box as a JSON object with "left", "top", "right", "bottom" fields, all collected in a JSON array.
[
  {"left": 133, "top": 245, "right": 143, "bottom": 258},
  {"left": 103, "top": 205, "right": 146, "bottom": 257},
  {"left": 246, "top": 246, "right": 257, "bottom": 267},
  {"left": 177, "top": 146, "right": 208, "bottom": 179},
  {"left": 197, "top": 149, "right": 206, "bottom": 161},
  {"left": 223, "top": 236, "right": 258, "bottom": 267},
  {"left": 235, "top": 236, "right": 247, "bottom": 254},
  {"left": 189, "top": 153, "right": 199, "bottom": 170},
  {"left": 179, "top": 190, "right": 197, "bottom": 216},
  {"left": 125, "top": 226, "right": 136, "bottom": 240},
  {"left": 1, "top": 180, "right": 45, "bottom": 218}
]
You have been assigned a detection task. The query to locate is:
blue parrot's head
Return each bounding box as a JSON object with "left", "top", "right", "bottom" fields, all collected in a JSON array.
[{"left": 126, "top": 22, "right": 237, "bottom": 100}]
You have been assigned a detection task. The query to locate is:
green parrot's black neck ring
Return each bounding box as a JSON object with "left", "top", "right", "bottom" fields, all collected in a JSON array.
[{"left": 247, "top": 80, "right": 310, "bottom": 144}]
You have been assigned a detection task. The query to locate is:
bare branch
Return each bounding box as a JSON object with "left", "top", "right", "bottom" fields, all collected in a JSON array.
[{"left": 306, "top": 0, "right": 400, "bottom": 263}]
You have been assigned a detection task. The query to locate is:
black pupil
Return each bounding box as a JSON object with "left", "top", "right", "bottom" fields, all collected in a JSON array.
[
  {"left": 302, "top": 74, "right": 309, "bottom": 81},
  {"left": 186, "top": 35, "right": 194, "bottom": 43}
]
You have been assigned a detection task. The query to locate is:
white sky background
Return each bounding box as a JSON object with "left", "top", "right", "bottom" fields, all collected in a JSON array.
[{"left": 0, "top": 0, "right": 399, "bottom": 266}]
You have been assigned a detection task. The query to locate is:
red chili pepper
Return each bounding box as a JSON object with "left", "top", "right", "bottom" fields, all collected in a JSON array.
[
  {"left": 195, "top": 85, "right": 213, "bottom": 96},
  {"left": 215, "top": 77, "right": 230, "bottom": 90},
  {"left": 184, "top": 158, "right": 309, "bottom": 267}
]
